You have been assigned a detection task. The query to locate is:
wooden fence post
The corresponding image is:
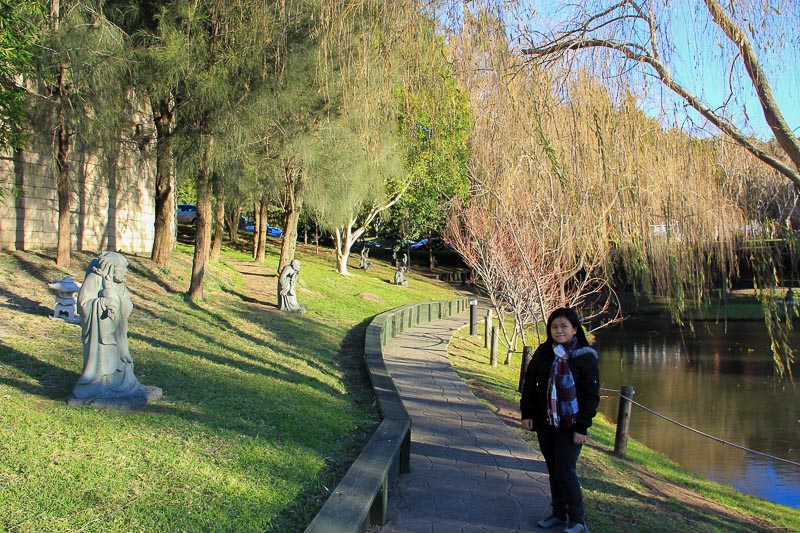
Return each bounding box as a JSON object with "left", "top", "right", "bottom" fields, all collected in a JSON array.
[
  {"left": 490, "top": 326, "right": 498, "bottom": 367},
  {"left": 613, "top": 385, "right": 635, "bottom": 457},
  {"left": 469, "top": 300, "right": 478, "bottom": 336},
  {"left": 484, "top": 310, "right": 492, "bottom": 348}
]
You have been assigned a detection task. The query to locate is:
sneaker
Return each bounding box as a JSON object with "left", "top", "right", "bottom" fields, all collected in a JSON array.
[
  {"left": 563, "top": 522, "right": 589, "bottom": 533},
  {"left": 537, "top": 515, "right": 567, "bottom": 528}
]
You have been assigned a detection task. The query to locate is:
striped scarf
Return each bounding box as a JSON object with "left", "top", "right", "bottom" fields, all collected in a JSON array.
[{"left": 547, "top": 337, "right": 579, "bottom": 428}]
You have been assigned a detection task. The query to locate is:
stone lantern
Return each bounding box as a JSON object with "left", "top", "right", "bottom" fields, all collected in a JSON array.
[{"left": 48, "top": 276, "right": 82, "bottom": 324}]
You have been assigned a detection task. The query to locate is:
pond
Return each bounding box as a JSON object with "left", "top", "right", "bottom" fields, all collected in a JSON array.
[{"left": 593, "top": 317, "right": 800, "bottom": 509}]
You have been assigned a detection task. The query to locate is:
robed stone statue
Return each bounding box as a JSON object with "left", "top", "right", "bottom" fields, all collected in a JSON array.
[{"left": 68, "top": 251, "right": 162, "bottom": 409}]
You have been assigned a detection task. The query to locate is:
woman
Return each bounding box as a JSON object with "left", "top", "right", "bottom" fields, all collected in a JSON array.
[{"left": 520, "top": 308, "right": 599, "bottom": 533}]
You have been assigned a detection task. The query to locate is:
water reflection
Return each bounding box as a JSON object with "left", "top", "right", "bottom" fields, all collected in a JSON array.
[{"left": 594, "top": 318, "right": 800, "bottom": 509}]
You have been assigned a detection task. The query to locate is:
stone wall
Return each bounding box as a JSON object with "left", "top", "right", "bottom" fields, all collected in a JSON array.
[{"left": 0, "top": 138, "right": 156, "bottom": 254}]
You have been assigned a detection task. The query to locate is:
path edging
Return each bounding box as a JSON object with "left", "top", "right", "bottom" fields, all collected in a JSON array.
[{"left": 304, "top": 297, "right": 469, "bottom": 533}]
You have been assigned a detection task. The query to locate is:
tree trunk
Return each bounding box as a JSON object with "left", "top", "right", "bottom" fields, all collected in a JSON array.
[
  {"left": 55, "top": 115, "right": 71, "bottom": 268},
  {"left": 427, "top": 231, "right": 435, "bottom": 272},
  {"left": 277, "top": 161, "right": 303, "bottom": 273},
  {"left": 252, "top": 199, "right": 259, "bottom": 259},
  {"left": 150, "top": 98, "right": 176, "bottom": 268},
  {"left": 256, "top": 193, "right": 268, "bottom": 263},
  {"left": 188, "top": 121, "right": 213, "bottom": 301},
  {"left": 279, "top": 204, "right": 301, "bottom": 274},
  {"left": 335, "top": 220, "right": 365, "bottom": 275},
  {"left": 226, "top": 205, "right": 241, "bottom": 244},
  {"left": 210, "top": 172, "right": 225, "bottom": 262},
  {"left": 335, "top": 229, "right": 351, "bottom": 275},
  {"left": 704, "top": 0, "right": 800, "bottom": 177},
  {"left": 52, "top": 23, "right": 71, "bottom": 268}
]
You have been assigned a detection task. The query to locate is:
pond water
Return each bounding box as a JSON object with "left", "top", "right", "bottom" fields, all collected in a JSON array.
[{"left": 593, "top": 317, "right": 800, "bottom": 509}]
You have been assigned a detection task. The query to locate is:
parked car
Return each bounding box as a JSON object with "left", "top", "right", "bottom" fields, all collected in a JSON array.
[
  {"left": 177, "top": 204, "right": 197, "bottom": 225},
  {"left": 351, "top": 240, "right": 381, "bottom": 251},
  {"left": 409, "top": 237, "right": 445, "bottom": 250},
  {"left": 242, "top": 221, "right": 283, "bottom": 237}
]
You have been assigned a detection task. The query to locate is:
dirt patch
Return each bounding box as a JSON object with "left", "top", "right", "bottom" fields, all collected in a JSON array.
[
  {"left": 358, "top": 292, "right": 385, "bottom": 304},
  {"left": 227, "top": 258, "right": 279, "bottom": 308}
]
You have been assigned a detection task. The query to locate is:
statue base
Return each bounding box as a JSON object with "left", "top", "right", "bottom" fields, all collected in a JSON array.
[{"left": 66, "top": 385, "right": 163, "bottom": 410}]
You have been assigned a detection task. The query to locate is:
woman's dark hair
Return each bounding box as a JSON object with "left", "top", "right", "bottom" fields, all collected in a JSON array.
[{"left": 545, "top": 307, "right": 589, "bottom": 347}]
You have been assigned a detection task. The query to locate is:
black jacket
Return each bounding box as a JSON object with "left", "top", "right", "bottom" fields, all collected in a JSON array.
[{"left": 519, "top": 342, "right": 600, "bottom": 435}]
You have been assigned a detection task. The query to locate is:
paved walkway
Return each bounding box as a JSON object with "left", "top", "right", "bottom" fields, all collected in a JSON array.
[{"left": 373, "top": 305, "right": 560, "bottom": 533}]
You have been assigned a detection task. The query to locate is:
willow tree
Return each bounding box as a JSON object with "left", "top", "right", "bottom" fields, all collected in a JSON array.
[
  {"left": 448, "top": 9, "right": 624, "bottom": 355},
  {"left": 307, "top": 1, "right": 417, "bottom": 275},
  {"left": 514, "top": 0, "right": 800, "bottom": 188},
  {"left": 447, "top": 4, "right": 744, "bottom": 356},
  {"left": 302, "top": 109, "right": 406, "bottom": 275},
  {"left": 499, "top": 0, "right": 798, "bottom": 379}
]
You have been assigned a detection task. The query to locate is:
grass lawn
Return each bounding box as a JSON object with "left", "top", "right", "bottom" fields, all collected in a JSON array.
[
  {"left": 0, "top": 241, "right": 459, "bottom": 533},
  {"left": 448, "top": 326, "right": 800, "bottom": 533}
]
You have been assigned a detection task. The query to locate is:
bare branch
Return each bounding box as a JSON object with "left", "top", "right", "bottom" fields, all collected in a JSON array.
[
  {"left": 523, "top": 34, "right": 800, "bottom": 189},
  {"left": 703, "top": 0, "right": 800, "bottom": 178}
]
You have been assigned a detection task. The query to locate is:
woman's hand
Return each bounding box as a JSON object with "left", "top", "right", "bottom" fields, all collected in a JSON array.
[
  {"left": 521, "top": 419, "right": 533, "bottom": 430},
  {"left": 573, "top": 432, "right": 587, "bottom": 445}
]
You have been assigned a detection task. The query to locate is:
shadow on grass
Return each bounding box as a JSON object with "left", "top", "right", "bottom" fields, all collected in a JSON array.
[
  {"left": 126, "top": 260, "right": 183, "bottom": 295},
  {"left": 219, "top": 282, "right": 272, "bottom": 306},
  {"left": 128, "top": 328, "right": 343, "bottom": 399},
  {"left": 0, "top": 286, "right": 54, "bottom": 317},
  {"left": 266, "top": 314, "right": 378, "bottom": 530},
  {"left": 581, "top": 458, "right": 769, "bottom": 533},
  {"left": 5, "top": 251, "right": 68, "bottom": 283},
  {"left": 0, "top": 343, "right": 77, "bottom": 401}
]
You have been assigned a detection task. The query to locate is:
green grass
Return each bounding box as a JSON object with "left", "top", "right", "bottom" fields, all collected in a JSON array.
[
  {"left": 619, "top": 290, "right": 789, "bottom": 321},
  {"left": 0, "top": 242, "right": 458, "bottom": 533},
  {"left": 449, "top": 328, "right": 800, "bottom": 533}
]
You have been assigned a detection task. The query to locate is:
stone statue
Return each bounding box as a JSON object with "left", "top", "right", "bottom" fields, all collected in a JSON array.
[
  {"left": 394, "top": 252, "right": 409, "bottom": 287},
  {"left": 68, "top": 251, "right": 162, "bottom": 409},
  {"left": 394, "top": 268, "right": 408, "bottom": 287},
  {"left": 278, "top": 259, "right": 305, "bottom": 313},
  {"left": 359, "top": 247, "right": 372, "bottom": 271}
]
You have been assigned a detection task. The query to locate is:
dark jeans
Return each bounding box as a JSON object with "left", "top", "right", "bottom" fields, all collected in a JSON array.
[{"left": 537, "top": 426, "right": 585, "bottom": 523}]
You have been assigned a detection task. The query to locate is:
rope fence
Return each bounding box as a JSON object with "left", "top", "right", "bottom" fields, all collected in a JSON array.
[{"left": 600, "top": 387, "right": 800, "bottom": 469}]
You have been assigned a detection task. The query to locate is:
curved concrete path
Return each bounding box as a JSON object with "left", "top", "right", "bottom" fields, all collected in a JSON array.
[{"left": 372, "top": 306, "right": 558, "bottom": 532}]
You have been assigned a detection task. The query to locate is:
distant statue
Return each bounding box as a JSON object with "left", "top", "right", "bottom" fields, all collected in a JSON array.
[
  {"left": 400, "top": 253, "right": 409, "bottom": 272},
  {"left": 278, "top": 259, "right": 305, "bottom": 313},
  {"left": 394, "top": 252, "right": 409, "bottom": 287},
  {"left": 359, "top": 247, "right": 372, "bottom": 271},
  {"left": 394, "top": 268, "right": 408, "bottom": 287},
  {"left": 68, "top": 251, "right": 162, "bottom": 409},
  {"left": 392, "top": 250, "right": 398, "bottom": 267}
]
